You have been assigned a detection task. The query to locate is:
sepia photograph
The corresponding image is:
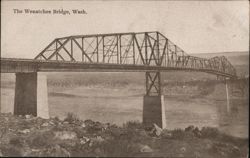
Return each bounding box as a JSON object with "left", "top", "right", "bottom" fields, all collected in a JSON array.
[{"left": 0, "top": 0, "right": 249, "bottom": 157}]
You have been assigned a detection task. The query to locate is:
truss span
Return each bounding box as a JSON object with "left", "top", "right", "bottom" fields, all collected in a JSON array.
[{"left": 34, "top": 31, "right": 237, "bottom": 78}]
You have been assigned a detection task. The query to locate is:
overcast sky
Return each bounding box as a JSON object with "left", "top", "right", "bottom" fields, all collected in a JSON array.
[{"left": 1, "top": 1, "right": 249, "bottom": 58}]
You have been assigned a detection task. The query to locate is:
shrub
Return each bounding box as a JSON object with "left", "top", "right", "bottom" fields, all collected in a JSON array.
[
  {"left": 9, "top": 137, "right": 24, "bottom": 147},
  {"left": 64, "top": 112, "right": 80, "bottom": 124},
  {"left": 29, "top": 131, "right": 54, "bottom": 148},
  {"left": 200, "top": 127, "right": 219, "bottom": 139},
  {"left": 101, "top": 137, "right": 139, "bottom": 157},
  {"left": 1, "top": 145, "right": 22, "bottom": 157},
  {"left": 171, "top": 128, "right": 194, "bottom": 140},
  {"left": 123, "top": 120, "right": 144, "bottom": 129}
]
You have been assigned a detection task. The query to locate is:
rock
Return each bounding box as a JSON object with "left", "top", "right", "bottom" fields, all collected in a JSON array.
[
  {"left": 80, "top": 136, "right": 90, "bottom": 145},
  {"left": 102, "top": 124, "right": 109, "bottom": 131},
  {"left": 153, "top": 123, "right": 163, "bottom": 136},
  {"left": 88, "top": 141, "right": 93, "bottom": 147},
  {"left": 193, "top": 128, "right": 202, "bottom": 137},
  {"left": 84, "top": 119, "right": 95, "bottom": 126},
  {"left": 180, "top": 147, "right": 186, "bottom": 153},
  {"left": 41, "top": 122, "right": 49, "bottom": 127},
  {"left": 25, "top": 115, "right": 32, "bottom": 119},
  {"left": 54, "top": 131, "right": 77, "bottom": 140},
  {"left": 49, "top": 121, "right": 55, "bottom": 125},
  {"left": 31, "top": 149, "right": 40, "bottom": 152},
  {"left": 4, "top": 117, "right": 9, "bottom": 121},
  {"left": 219, "top": 151, "right": 226, "bottom": 156},
  {"left": 231, "top": 145, "right": 241, "bottom": 156},
  {"left": 161, "top": 130, "right": 172, "bottom": 138},
  {"left": 140, "top": 145, "right": 153, "bottom": 153},
  {"left": 92, "top": 136, "right": 104, "bottom": 144},
  {"left": 63, "top": 121, "right": 69, "bottom": 124},
  {"left": 81, "top": 122, "right": 86, "bottom": 128},
  {"left": 18, "top": 129, "right": 30, "bottom": 134}
]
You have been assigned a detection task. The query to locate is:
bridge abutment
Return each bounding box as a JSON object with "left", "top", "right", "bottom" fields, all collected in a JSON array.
[
  {"left": 14, "top": 72, "right": 49, "bottom": 118},
  {"left": 143, "top": 71, "right": 166, "bottom": 128}
]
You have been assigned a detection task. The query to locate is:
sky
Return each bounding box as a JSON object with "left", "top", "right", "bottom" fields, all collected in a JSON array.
[{"left": 1, "top": 1, "right": 249, "bottom": 59}]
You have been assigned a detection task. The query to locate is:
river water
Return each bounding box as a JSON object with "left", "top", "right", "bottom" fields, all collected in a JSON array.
[{"left": 1, "top": 84, "right": 248, "bottom": 138}]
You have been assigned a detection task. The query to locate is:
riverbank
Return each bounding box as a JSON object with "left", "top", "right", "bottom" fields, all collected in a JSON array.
[{"left": 0, "top": 113, "right": 248, "bottom": 157}]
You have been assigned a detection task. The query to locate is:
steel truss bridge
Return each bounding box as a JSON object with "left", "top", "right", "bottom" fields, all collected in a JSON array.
[{"left": 1, "top": 31, "right": 237, "bottom": 96}]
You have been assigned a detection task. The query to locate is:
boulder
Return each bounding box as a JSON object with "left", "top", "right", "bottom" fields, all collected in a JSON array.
[
  {"left": 92, "top": 136, "right": 104, "bottom": 144},
  {"left": 25, "top": 115, "right": 32, "bottom": 119},
  {"left": 161, "top": 130, "right": 172, "bottom": 138},
  {"left": 18, "top": 129, "right": 30, "bottom": 134},
  {"left": 152, "top": 123, "right": 163, "bottom": 136},
  {"left": 41, "top": 122, "right": 49, "bottom": 127},
  {"left": 140, "top": 145, "right": 153, "bottom": 153},
  {"left": 80, "top": 136, "right": 90, "bottom": 145},
  {"left": 231, "top": 145, "right": 241, "bottom": 156},
  {"left": 49, "top": 121, "right": 55, "bottom": 125},
  {"left": 81, "top": 122, "right": 86, "bottom": 128},
  {"left": 180, "top": 147, "right": 186, "bottom": 153},
  {"left": 63, "top": 121, "right": 69, "bottom": 124},
  {"left": 54, "top": 131, "right": 77, "bottom": 140}
]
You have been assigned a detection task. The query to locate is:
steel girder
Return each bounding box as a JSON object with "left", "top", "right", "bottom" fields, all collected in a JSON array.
[
  {"left": 34, "top": 31, "right": 237, "bottom": 95},
  {"left": 34, "top": 31, "right": 236, "bottom": 77}
]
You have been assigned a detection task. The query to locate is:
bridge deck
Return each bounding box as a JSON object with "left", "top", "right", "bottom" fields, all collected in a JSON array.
[{"left": 0, "top": 58, "right": 236, "bottom": 78}]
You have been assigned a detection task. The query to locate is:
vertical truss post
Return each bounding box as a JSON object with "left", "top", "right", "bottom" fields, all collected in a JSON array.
[
  {"left": 71, "top": 38, "right": 73, "bottom": 59},
  {"left": 117, "top": 36, "right": 119, "bottom": 64},
  {"left": 55, "top": 40, "right": 58, "bottom": 60},
  {"left": 132, "top": 34, "right": 135, "bottom": 65},
  {"left": 96, "top": 36, "right": 99, "bottom": 63},
  {"left": 119, "top": 35, "right": 122, "bottom": 64},
  {"left": 82, "top": 38, "right": 84, "bottom": 62},
  {"left": 103, "top": 36, "right": 105, "bottom": 63},
  {"left": 166, "top": 39, "right": 169, "bottom": 67},
  {"left": 156, "top": 32, "right": 160, "bottom": 66},
  {"left": 145, "top": 33, "right": 148, "bottom": 65}
]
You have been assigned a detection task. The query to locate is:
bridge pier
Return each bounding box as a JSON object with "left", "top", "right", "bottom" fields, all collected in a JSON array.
[
  {"left": 143, "top": 71, "right": 166, "bottom": 128},
  {"left": 14, "top": 72, "right": 49, "bottom": 119}
]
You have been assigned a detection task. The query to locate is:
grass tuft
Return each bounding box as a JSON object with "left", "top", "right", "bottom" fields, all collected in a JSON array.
[{"left": 64, "top": 112, "right": 80, "bottom": 124}]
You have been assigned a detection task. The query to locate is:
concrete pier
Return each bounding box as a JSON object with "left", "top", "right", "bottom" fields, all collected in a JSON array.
[
  {"left": 143, "top": 95, "right": 166, "bottom": 128},
  {"left": 14, "top": 72, "right": 49, "bottom": 118}
]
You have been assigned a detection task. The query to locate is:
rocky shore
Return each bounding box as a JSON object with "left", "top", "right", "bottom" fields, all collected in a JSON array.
[{"left": 0, "top": 113, "right": 248, "bottom": 157}]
